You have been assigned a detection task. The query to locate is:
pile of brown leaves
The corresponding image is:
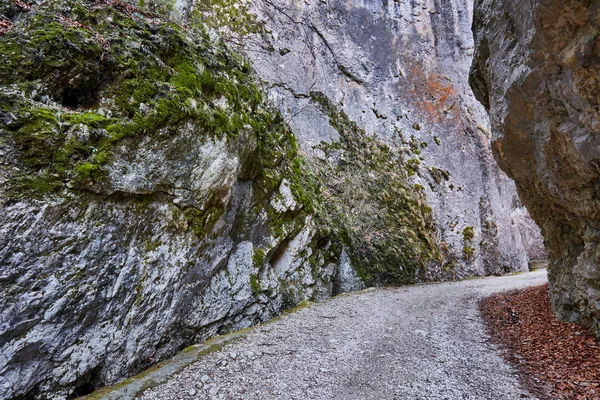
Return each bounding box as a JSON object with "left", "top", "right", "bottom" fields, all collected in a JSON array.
[{"left": 480, "top": 284, "right": 600, "bottom": 399}]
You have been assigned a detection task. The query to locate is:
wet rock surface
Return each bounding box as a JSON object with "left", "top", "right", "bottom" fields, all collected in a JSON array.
[
  {"left": 135, "top": 270, "right": 547, "bottom": 400},
  {"left": 471, "top": 0, "right": 600, "bottom": 335}
]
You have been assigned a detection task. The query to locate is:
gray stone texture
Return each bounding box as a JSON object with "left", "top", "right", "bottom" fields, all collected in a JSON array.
[
  {"left": 471, "top": 0, "right": 600, "bottom": 334},
  {"left": 0, "top": 125, "right": 333, "bottom": 399},
  {"left": 0, "top": 0, "right": 547, "bottom": 399},
  {"left": 245, "top": 0, "right": 543, "bottom": 278}
]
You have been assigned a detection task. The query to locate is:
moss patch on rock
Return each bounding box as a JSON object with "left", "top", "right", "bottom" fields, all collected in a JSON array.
[
  {"left": 0, "top": 1, "right": 440, "bottom": 289},
  {"left": 0, "top": 0, "right": 325, "bottom": 262},
  {"left": 0, "top": 0, "right": 443, "bottom": 290},
  {"left": 307, "top": 91, "right": 441, "bottom": 286},
  {"left": 462, "top": 226, "right": 475, "bottom": 261},
  {"left": 0, "top": 0, "right": 265, "bottom": 196}
]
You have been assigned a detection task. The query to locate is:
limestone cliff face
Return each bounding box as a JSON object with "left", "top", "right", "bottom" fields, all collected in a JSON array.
[
  {"left": 0, "top": 2, "right": 341, "bottom": 398},
  {"left": 0, "top": 0, "right": 543, "bottom": 399},
  {"left": 471, "top": 0, "right": 600, "bottom": 334},
  {"left": 244, "top": 0, "right": 542, "bottom": 278}
]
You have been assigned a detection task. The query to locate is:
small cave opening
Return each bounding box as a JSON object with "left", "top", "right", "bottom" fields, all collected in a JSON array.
[
  {"left": 67, "top": 364, "right": 103, "bottom": 399},
  {"left": 68, "top": 382, "right": 96, "bottom": 399},
  {"left": 59, "top": 89, "right": 100, "bottom": 110},
  {"left": 267, "top": 238, "right": 290, "bottom": 267},
  {"left": 9, "top": 388, "right": 38, "bottom": 400}
]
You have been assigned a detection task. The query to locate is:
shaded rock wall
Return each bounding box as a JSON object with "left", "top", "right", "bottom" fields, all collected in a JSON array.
[{"left": 471, "top": 0, "right": 600, "bottom": 333}]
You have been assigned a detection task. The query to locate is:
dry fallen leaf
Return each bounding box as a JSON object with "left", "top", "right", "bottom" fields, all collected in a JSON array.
[{"left": 480, "top": 284, "right": 600, "bottom": 400}]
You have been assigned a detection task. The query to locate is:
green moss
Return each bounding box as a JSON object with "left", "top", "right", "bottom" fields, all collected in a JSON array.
[
  {"left": 252, "top": 248, "right": 266, "bottom": 267},
  {"left": 428, "top": 167, "right": 451, "bottom": 184},
  {"left": 249, "top": 274, "right": 261, "bottom": 294},
  {"left": 463, "top": 245, "right": 475, "bottom": 260},
  {"left": 145, "top": 240, "right": 162, "bottom": 252},
  {"left": 462, "top": 226, "right": 475, "bottom": 260},
  {"left": 1, "top": 0, "right": 270, "bottom": 197},
  {"left": 190, "top": 0, "right": 265, "bottom": 42},
  {"left": 66, "top": 112, "right": 109, "bottom": 127},
  {"left": 182, "top": 203, "right": 226, "bottom": 239},
  {"left": 462, "top": 226, "right": 475, "bottom": 241},
  {"left": 19, "top": 173, "right": 64, "bottom": 194},
  {"left": 239, "top": 105, "right": 321, "bottom": 244},
  {"left": 75, "top": 162, "right": 99, "bottom": 181},
  {"left": 135, "top": 283, "right": 143, "bottom": 295},
  {"left": 406, "top": 159, "right": 421, "bottom": 175},
  {"left": 308, "top": 91, "right": 440, "bottom": 286}
]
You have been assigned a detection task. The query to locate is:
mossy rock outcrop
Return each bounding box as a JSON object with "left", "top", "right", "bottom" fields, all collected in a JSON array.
[
  {"left": 0, "top": 1, "right": 331, "bottom": 398},
  {"left": 0, "top": 1, "right": 445, "bottom": 399}
]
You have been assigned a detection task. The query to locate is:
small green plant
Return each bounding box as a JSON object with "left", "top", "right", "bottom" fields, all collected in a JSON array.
[
  {"left": 463, "top": 245, "right": 475, "bottom": 260},
  {"left": 249, "top": 274, "right": 261, "bottom": 294},
  {"left": 462, "top": 226, "right": 475, "bottom": 260},
  {"left": 189, "top": 0, "right": 264, "bottom": 44},
  {"left": 463, "top": 226, "right": 475, "bottom": 241},
  {"left": 427, "top": 166, "right": 450, "bottom": 184}
]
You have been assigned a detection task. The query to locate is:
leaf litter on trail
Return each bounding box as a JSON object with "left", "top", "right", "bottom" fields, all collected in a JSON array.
[{"left": 480, "top": 284, "right": 600, "bottom": 400}]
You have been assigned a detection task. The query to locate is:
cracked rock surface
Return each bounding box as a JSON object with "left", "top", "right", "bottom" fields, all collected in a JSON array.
[
  {"left": 0, "top": 0, "right": 547, "bottom": 398},
  {"left": 0, "top": 2, "right": 342, "bottom": 398},
  {"left": 471, "top": 0, "right": 600, "bottom": 335},
  {"left": 243, "top": 0, "right": 546, "bottom": 277},
  {"left": 138, "top": 270, "right": 548, "bottom": 400}
]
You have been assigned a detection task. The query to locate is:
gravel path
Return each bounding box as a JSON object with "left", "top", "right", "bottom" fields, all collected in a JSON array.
[{"left": 138, "top": 270, "right": 547, "bottom": 400}]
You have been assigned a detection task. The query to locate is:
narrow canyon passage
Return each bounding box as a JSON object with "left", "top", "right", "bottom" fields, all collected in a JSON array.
[
  {"left": 98, "top": 270, "right": 548, "bottom": 400},
  {"left": 2, "top": 0, "right": 596, "bottom": 398}
]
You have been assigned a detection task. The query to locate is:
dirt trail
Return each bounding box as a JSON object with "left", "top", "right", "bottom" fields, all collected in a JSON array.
[{"left": 113, "top": 270, "right": 548, "bottom": 400}]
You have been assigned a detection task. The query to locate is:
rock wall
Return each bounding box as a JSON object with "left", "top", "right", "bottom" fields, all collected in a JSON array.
[
  {"left": 0, "top": 0, "right": 544, "bottom": 398},
  {"left": 243, "top": 0, "right": 542, "bottom": 278},
  {"left": 470, "top": 0, "right": 600, "bottom": 334},
  {"left": 0, "top": 2, "right": 341, "bottom": 398}
]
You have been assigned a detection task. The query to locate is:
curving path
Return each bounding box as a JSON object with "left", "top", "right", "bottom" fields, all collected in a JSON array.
[{"left": 112, "top": 270, "right": 547, "bottom": 400}]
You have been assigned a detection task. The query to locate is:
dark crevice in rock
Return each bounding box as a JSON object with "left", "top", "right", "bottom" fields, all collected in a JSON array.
[{"left": 67, "top": 364, "right": 103, "bottom": 399}]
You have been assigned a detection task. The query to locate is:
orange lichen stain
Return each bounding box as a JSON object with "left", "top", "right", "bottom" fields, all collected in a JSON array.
[{"left": 408, "top": 65, "right": 460, "bottom": 124}]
